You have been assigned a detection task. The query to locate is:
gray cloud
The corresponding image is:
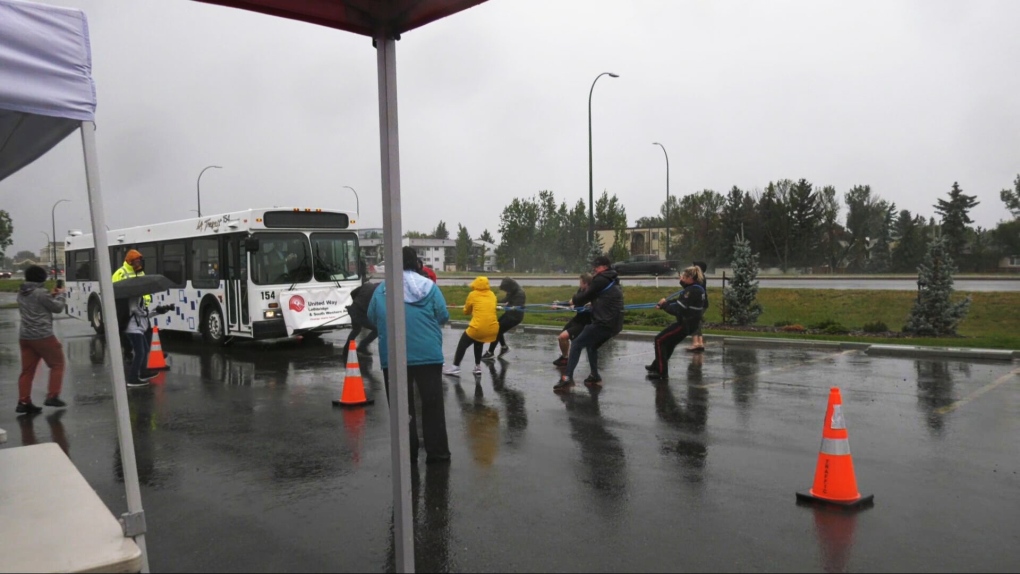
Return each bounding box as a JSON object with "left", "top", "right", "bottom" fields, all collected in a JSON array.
[{"left": 2, "top": 0, "right": 1016, "bottom": 257}]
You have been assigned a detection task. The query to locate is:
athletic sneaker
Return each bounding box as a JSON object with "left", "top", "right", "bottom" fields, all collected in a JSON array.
[
  {"left": 43, "top": 396, "right": 67, "bottom": 408},
  {"left": 442, "top": 365, "right": 460, "bottom": 377},
  {"left": 553, "top": 356, "right": 568, "bottom": 367},
  {"left": 481, "top": 351, "right": 495, "bottom": 362},
  {"left": 498, "top": 345, "right": 511, "bottom": 357},
  {"left": 139, "top": 371, "right": 159, "bottom": 382},
  {"left": 15, "top": 401, "right": 43, "bottom": 414},
  {"left": 584, "top": 373, "right": 602, "bottom": 385},
  {"left": 126, "top": 380, "right": 150, "bottom": 388},
  {"left": 553, "top": 377, "right": 575, "bottom": 393},
  {"left": 472, "top": 364, "right": 483, "bottom": 375}
]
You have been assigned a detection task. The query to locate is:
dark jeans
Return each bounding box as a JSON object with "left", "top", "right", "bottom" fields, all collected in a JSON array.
[
  {"left": 652, "top": 321, "right": 690, "bottom": 374},
  {"left": 127, "top": 332, "right": 150, "bottom": 383},
  {"left": 487, "top": 314, "right": 523, "bottom": 352},
  {"left": 453, "top": 332, "right": 483, "bottom": 367},
  {"left": 342, "top": 321, "right": 377, "bottom": 361},
  {"left": 383, "top": 364, "right": 450, "bottom": 460},
  {"left": 566, "top": 324, "right": 618, "bottom": 379}
]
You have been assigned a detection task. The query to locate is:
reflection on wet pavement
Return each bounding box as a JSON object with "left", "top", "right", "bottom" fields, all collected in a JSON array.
[{"left": 1, "top": 313, "right": 1018, "bottom": 572}]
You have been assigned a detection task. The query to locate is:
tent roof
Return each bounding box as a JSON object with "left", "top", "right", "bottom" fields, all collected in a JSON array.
[
  {"left": 0, "top": 0, "right": 96, "bottom": 181},
  {"left": 196, "top": 0, "right": 487, "bottom": 37}
]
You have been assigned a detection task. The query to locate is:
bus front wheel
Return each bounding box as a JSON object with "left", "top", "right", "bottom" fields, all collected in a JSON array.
[
  {"left": 88, "top": 298, "right": 105, "bottom": 334},
  {"left": 201, "top": 306, "right": 226, "bottom": 346}
]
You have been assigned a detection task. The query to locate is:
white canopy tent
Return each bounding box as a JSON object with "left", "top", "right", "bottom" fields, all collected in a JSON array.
[{"left": 0, "top": 0, "right": 150, "bottom": 571}]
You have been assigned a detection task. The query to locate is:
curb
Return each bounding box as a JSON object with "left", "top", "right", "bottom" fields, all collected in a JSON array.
[{"left": 451, "top": 321, "right": 1018, "bottom": 362}]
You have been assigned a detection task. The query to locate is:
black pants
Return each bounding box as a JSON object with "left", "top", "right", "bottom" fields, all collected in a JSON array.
[
  {"left": 566, "top": 324, "right": 618, "bottom": 379},
  {"left": 453, "top": 332, "right": 484, "bottom": 367},
  {"left": 383, "top": 364, "right": 450, "bottom": 460},
  {"left": 342, "top": 321, "right": 377, "bottom": 362},
  {"left": 487, "top": 313, "right": 523, "bottom": 352},
  {"left": 652, "top": 321, "right": 690, "bottom": 375}
]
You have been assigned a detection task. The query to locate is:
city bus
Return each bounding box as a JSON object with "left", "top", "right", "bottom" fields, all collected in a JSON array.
[{"left": 63, "top": 208, "right": 363, "bottom": 344}]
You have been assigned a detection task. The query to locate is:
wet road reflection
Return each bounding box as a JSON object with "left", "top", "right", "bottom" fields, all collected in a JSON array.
[
  {"left": 16, "top": 410, "right": 69, "bottom": 455},
  {"left": 486, "top": 358, "right": 528, "bottom": 448},
  {"left": 453, "top": 379, "right": 500, "bottom": 468},
  {"left": 558, "top": 387, "right": 628, "bottom": 517},
  {"left": 4, "top": 313, "right": 1019, "bottom": 572},
  {"left": 654, "top": 353, "right": 709, "bottom": 483},
  {"left": 914, "top": 360, "right": 963, "bottom": 435},
  {"left": 806, "top": 505, "right": 863, "bottom": 573}
]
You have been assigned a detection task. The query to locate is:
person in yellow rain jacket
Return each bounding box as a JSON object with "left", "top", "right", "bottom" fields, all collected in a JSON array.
[
  {"left": 111, "top": 249, "right": 151, "bottom": 360},
  {"left": 443, "top": 276, "right": 498, "bottom": 377}
]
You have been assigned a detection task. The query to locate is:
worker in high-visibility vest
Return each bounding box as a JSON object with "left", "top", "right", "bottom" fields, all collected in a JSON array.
[{"left": 111, "top": 249, "right": 153, "bottom": 364}]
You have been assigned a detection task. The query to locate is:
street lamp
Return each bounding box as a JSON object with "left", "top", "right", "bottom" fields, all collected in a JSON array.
[
  {"left": 51, "top": 199, "right": 69, "bottom": 277},
  {"left": 588, "top": 71, "right": 620, "bottom": 250},
  {"left": 39, "top": 231, "right": 50, "bottom": 269},
  {"left": 652, "top": 142, "right": 670, "bottom": 261},
  {"left": 343, "top": 185, "right": 360, "bottom": 216},
  {"left": 196, "top": 165, "right": 222, "bottom": 218}
]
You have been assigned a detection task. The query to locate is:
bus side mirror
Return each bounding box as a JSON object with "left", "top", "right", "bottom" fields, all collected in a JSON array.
[{"left": 245, "top": 237, "right": 260, "bottom": 252}]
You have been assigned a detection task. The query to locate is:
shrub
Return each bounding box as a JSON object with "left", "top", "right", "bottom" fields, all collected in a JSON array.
[
  {"left": 809, "top": 319, "right": 841, "bottom": 330},
  {"left": 780, "top": 324, "right": 806, "bottom": 332},
  {"left": 822, "top": 323, "right": 850, "bottom": 335},
  {"left": 862, "top": 321, "right": 888, "bottom": 333}
]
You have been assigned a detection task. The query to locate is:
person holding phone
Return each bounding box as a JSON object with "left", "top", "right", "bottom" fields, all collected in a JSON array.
[{"left": 16, "top": 265, "right": 68, "bottom": 413}]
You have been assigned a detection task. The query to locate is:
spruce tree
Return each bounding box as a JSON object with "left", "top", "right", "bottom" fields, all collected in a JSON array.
[
  {"left": 723, "top": 232, "right": 763, "bottom": 325},
  {"left": 903, "top": 235, "right": 971, "bottom": 336}
]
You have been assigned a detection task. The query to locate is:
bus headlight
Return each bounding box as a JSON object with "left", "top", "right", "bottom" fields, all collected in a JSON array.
[{"left": 264, "top": 310, "right": 281, "bottom": 319}]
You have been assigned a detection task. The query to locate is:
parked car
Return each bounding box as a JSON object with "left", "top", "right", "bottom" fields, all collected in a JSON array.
[{"left": 611, "top": 255, "right": 677, "bottom": 276}]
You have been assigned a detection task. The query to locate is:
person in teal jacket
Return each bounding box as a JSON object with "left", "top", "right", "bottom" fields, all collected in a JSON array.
[{"left": 367, "top": 246, "right": 452, "bottom": 464}]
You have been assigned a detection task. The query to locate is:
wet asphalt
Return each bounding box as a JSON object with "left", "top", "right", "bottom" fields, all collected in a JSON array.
[{"left": 1, "top": 310, "right": 1019, "bottom": 573}]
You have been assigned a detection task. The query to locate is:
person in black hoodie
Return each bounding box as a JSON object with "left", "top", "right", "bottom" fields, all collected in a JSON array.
[
  {"left": 646, "top": 265, "right": 707, "bottom": 380},
  {"left": 482, "top": 277, "right": 526, "bottom": 361},
  {"left": 554, "top": 256, "right": 624, "bottom": 393},
  {"left": 342, "top": 281, "right": 380, "bottom": 363}
]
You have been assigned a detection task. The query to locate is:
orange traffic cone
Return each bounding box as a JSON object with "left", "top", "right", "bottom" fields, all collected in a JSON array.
[
  {"left": 332, "top": 340, "right": 374, "bottom": 407},
  {"left": 147, "top": 326, "right": 170, "bottom": 371},
  {"left": 796, "top": 387, "right": 873, "bottom": 509}
]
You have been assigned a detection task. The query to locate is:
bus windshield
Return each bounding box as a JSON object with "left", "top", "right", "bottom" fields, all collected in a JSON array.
[
  {"left": 310, "top": 232, "right": 361, "bottom": 282},
  {"left": 251, "top": 233, "right": 312, "bottom": 285}
]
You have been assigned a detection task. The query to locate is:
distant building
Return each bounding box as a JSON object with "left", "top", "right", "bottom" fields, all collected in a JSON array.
[{"left": 596, "top": 227, "right": 671, "bottom": 258}]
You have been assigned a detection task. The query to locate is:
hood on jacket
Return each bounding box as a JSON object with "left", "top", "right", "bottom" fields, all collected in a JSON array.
[
  {"left": 470, "top": 276, "right": 491, "bottom": 291},
  {"left": 403, "top": 270, "right": 436, "bottom": 304},
  {"left": 19, "top": 281, "right": 45, "bottom": 295},
  {"left": 498, "top": 277, "right": 519, "bottom": 293}
]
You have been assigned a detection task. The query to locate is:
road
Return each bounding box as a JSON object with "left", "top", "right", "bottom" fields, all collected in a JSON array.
[
  {"left": 1, "top": 313, "right": 1018, "bottom": 572},
  {"left": 433, "top": 276, "right": 1020, "bottom": 291}
]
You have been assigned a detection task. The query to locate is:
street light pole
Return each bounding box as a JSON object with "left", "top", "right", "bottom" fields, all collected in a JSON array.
[
  {"left": 196, "top": 165, "right": 222, "bottom": 218},
  {"left": 588, "top": 72, "right": 619, "bottom": 251},
  {"left": 51, "top": 199, "right": 69, "bottom": 277},
  {"left": 343, "top": 185, "right": 360, "bottom": 216},
  {"left": 39, "top": 231, "right": 50, "bottom": 269},
  {"left": 653, "top": 142, "right": 670, "bottom": 261}
]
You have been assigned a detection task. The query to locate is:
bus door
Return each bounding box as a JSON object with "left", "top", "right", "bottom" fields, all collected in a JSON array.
[{"left": 225, "top": 235, "right": 251, "bottom": 335}]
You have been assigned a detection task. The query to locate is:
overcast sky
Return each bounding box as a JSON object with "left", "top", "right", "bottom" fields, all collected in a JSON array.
[{"left": 3, "top": 0, "right": 1017, "bottom": 257}]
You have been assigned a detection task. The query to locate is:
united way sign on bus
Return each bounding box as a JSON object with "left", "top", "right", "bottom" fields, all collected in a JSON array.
[{"left": 280, "top": 288, "right": 350, "bottom": 335}]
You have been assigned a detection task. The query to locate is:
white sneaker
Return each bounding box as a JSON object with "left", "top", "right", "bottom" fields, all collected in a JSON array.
[
  {"left": 442, "top": 365, "right": 460, "bottom": 377},
  {"left": 472, "top": 364, "right": 482, "bottom": 375}
]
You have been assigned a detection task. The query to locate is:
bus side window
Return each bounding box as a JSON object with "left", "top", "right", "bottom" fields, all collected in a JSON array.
[
  {"left": 190, "top": 238, "right": 220, "bottom": 288},
  {"left": 161, "top": 242, "right": 185, "bottom": 286}
]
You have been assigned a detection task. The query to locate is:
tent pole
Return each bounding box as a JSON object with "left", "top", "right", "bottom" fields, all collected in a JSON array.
[
  {"left": 376, "top": 33, "right": 415, "bottom": 574},
  {"left": 80, "top": 121, "right": 150, "bottom": 573}
]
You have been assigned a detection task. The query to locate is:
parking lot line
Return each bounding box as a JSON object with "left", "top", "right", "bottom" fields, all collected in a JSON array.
[
  {"left": 692, "top": 348, "right": 861, "bottom": 390},
  {"left": 934, "top": 367, "right": 1020, "bottom": 415}
]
